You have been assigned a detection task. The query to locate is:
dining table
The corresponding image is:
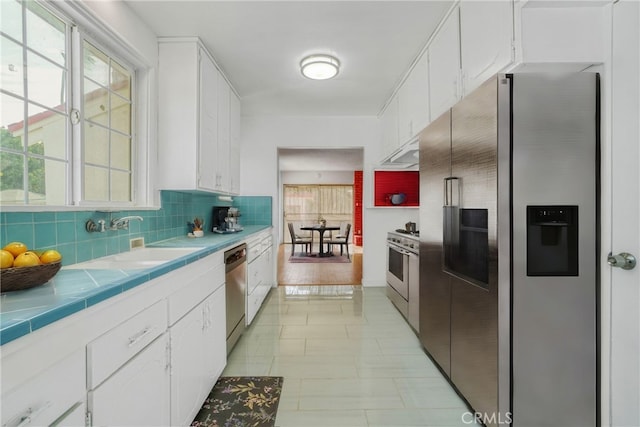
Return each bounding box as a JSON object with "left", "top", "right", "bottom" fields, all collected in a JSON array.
[{"left": 300, "top": 225, "right": 340, "bottom": 257}]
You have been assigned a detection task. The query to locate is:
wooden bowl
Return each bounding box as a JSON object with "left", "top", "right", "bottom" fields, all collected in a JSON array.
[{"left": 0, "top": 262, "right": 62, "bottom": 293}]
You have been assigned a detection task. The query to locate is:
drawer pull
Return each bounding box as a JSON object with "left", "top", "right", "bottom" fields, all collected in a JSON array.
[
  {"left": 7, "top": 401, "right": 52, "bottom": 427},
  {"left": 127, "top": 327, "right": 154, "bottom": 348}
]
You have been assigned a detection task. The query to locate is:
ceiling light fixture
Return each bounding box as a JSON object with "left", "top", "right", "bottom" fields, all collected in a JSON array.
[{"left": 300, "top": 54, "right": 340, "bottom": 80}]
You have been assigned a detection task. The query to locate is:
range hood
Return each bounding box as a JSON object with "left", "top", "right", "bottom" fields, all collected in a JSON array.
[{"left": 381, "top": 138, "right": 419, "bottom": 168}]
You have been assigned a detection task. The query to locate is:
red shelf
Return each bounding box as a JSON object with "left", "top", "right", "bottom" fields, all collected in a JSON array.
[{"left": 374, "top": 171, "right": 419, "bottom": 207}]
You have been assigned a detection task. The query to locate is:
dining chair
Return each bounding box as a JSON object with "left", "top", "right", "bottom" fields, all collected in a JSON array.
[
  {"left": 288, "top": 223, "right": 312, "bottom": 256},
  {"left": 326, "top": 223, "right": 351, "bottom": 259}
]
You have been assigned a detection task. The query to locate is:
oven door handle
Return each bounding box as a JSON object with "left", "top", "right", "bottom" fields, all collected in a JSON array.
[{"left": 387, "top": 243, "right": 412, "bottom": 256}]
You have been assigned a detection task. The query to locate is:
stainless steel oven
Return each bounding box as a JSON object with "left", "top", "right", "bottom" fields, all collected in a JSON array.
[{"left": 386, "top": 231, "right": 419, "bottom": 332}]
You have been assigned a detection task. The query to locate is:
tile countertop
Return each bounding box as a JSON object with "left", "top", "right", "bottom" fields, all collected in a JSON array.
[{"left": 0, "top": 225, "right": 271, "bottom": 346}]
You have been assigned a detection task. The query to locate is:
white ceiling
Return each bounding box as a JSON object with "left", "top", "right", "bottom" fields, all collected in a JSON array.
[
  {"left": 124, "top": 0, "right": 454, "bottom": 117},
  {"left": 124, "top": 1, "right": 453, "bottom": 170}
]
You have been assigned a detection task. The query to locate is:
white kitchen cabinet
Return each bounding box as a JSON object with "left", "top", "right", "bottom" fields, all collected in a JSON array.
[
  {"left": 428, "top": 6, "right": 462, "bottom": 121},
  {"left": 1, "top": 349, "right": 85, "bottom": 427},
  {"left": 87, "top": 300, "right": 167, "bottom": 389},
  {"left": 216, "top": 76, "right": 231, "bottom": 192},
  {"left": 88, "top": 334, "right": 170, "bottom": 427},
  {"left": 169, "top": 290, "right": 225, "bottom": 426},
  {"left": 51, "top": 401, "right": 85, "bottom": 426},
  {"left": 203, "top": 286, "right": 227, "bottom": 384},
  {"left": 168, "top": 257, "right": 226, "bottom": 427},
  {"left": 1, "top": 244, "right": 234, "bottom": 427},
  {"left": 397, "top": 53, "right": 430, "bottom": 145},
  {"left": 158, "top": 37, "right": 241, "bottom": 195},
  {"left": 198, "top": 49, "right": 220, "bottom": 191},
  {"left": 229, "top": 91, "right": 241, "bottom": 194},
  {"left": 516, "top": 4, "right": 605, "bottom": 69},
  {"left": 247, "top": 233, "right": 273, "bottom": 325},
  {"left": 380, "top": 95, "right": 399, "bottom": 159},
  {"left": 459, "top": 1, "right": 514, "bottom": 96}
]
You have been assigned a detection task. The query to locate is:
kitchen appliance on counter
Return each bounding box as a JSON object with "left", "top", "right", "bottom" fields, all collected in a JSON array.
[
  {"left": 224, "top": 244, "right": 246, "bottom": 354},
  {"left": 386, "top": 230, "right": 419, "bottom": 332},
  {"left": 419, "top": 73, "right": 599, "bottom": 426},
  {"left": 212, "top": 206, "right": 243, "bottom": 234}
]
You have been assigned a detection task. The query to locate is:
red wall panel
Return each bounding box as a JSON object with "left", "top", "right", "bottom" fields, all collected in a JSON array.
[
  {"left": 374, "top": 171, "right": 419, "bottom": 207},
  {"left": 353, "top": 170, "right": 363, "bottom": 246}
]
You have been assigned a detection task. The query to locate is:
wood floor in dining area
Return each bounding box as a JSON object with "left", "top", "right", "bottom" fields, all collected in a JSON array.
[{"left": 277, "top": 243, "right": 363, "bottom": 286}]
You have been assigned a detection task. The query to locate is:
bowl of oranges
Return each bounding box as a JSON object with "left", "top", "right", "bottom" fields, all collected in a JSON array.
[{"left": 1, "top": 242, "right": 62, "bottom": 293}]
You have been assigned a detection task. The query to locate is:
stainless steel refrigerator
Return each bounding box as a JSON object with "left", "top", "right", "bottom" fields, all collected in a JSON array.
[{"left": 418, "top": 73, "right": 599, "bottom": 427}]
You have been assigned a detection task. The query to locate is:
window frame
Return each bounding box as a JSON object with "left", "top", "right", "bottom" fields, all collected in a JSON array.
[
  {"left": 0, "top": 0, "right": 153, "bottom": 212},
  {"left": 76, "top": 32, "right": 137, "bottom": 207}
]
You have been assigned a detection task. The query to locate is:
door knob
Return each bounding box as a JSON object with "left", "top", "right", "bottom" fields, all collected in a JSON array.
[{"left": 607, "top": 252, "right": 637, "bottom": 270}]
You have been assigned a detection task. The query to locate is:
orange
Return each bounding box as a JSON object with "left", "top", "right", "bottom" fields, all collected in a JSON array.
[
  {"left": 12, "top": 251, "right": 41, "bottom": 268},
  {"left": 40, "top": 249, "right": 62, "bottom": 264},
  {"left": 0, "top": 250, "right": 14, "bottom": 269},
  {"left": 3, "top": 242, "right": 28, "bottom": 258}
]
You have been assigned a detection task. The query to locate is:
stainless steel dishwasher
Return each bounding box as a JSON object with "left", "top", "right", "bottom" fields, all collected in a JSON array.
[{"left": 224, "top": 243, "right": 246, "bottom": 354}]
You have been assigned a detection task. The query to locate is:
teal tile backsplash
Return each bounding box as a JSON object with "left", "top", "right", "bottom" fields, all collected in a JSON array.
[{"left": 0, "top": 191, "right": 271, "bottom": 266}]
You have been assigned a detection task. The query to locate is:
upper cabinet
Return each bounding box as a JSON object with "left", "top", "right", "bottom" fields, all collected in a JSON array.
[
  {"left": 158, "top": 38, "right": 241, "bottom": 195},
  {"left": 398, "top": 53, "right": 430, "bottom": 145},
  {"left": 197, "top": 49, "right": 219, "bottom": 191},
  {"left": 229, "top": 91, "right": 241, "bottom": 194},
  {"left": 381, "top": 2, "right": 515, "bottom": 162},
  {"left": 381, "top": 50, "right": 430, "bottom": 162},
  {"left": 428, "top": 7, "right": 462, "bottom": 122},
  {"left": 216, "top": 74, "right": 231, "bottom": 192},
  {"left": 380, "top": 94, "right": 399, "bottom": 158},
  {"left": 516, "top": 3, "right": 605, "bottom": 68},
  {"left": 459, "top": 1, "right": 514, "bottom": 95}
]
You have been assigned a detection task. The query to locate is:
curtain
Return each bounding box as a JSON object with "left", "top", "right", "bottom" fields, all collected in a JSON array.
[{"left": 283, "top": 185, "right": 353, "bottom": 243}]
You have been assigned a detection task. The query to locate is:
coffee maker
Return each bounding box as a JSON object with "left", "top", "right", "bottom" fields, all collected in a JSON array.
[{"left": 212, "top": 206, "right": 242, "bottom": 233}]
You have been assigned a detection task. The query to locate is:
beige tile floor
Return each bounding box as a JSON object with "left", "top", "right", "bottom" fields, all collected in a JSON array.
[{"left": 222, "top": 285, "right": 479, "bottom": 427}]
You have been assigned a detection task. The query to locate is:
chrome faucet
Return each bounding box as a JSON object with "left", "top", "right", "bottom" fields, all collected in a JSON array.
[
  {"left": 110, "top": 216, "right": 143, "bottom": 230},
  {"left": 86, "top": 215, "right": 143, "bottom": 233}
]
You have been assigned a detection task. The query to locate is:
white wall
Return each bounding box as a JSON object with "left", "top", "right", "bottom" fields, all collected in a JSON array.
[
  {"left": 281, "top": 171, "right": 354, "bottom": 185},
  {"left": 241, "top": 115, "right": 418, "bottom": 287}
]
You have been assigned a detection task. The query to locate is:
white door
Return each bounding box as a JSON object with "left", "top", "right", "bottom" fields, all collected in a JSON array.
[
  {"left": 203, "top": 287, "right": 227, "bottom": 382},
  {"left": 170, "top": 302, "right": 208, "bottom": 427},
  {"left": 198, "top": 50, "right": 219, "bottom": 191},
  {"left": 458, "top": 0, "right": 513, "bottom": 95},
  {"left": 609, "top": 1, "right": 640, "bottom": 426},
  {"left": 428, "top": 6, "right": 461, "bottom": 121}
]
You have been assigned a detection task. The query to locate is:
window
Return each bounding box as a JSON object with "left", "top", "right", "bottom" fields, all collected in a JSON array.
[
  {"left": 283, "top": 184, "right": 353, "bottom": 242},
  {"left": 0, "top": 0, "right": 134, "bottom": 206},
  {"left": 82, "top": 40, "right": 133, "bottom": 202}
]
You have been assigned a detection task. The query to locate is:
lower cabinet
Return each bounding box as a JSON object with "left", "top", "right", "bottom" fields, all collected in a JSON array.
[
  {"left": 1, "top": 349, "right": 85, "bottom": 427},
  {"left": 203, "top": 287, "right": 227, "bottom": 384},
  {"left": 247, "top": 234, "right": 273, "bottom": 325},
  {"left": 1, "top": 233, "right": 269, "bottom": 427},
  {"left": 88, "top": 334, "right": 170, "bottom": 426},
  {"left": 169, "top": 286, "right": 226, "bottom": 426},
  {"left": 51, "top": 401, "right": 86, "bottom": 426}
]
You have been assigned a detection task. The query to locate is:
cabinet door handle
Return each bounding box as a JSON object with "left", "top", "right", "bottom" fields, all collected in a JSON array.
[
  {"left": 202, "top": 304, "right": 210, "bottom": 330},
  {"left": 9, "top": 401, "right": 52, "bottom": 427},
  {"left": 127, "top": 326, "right": 154, "bottom": 348}
]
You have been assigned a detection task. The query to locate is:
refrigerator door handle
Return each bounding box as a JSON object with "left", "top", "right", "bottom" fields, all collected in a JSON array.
[{"left": 443, "top": 177, "right": 459, "bottom": 207}]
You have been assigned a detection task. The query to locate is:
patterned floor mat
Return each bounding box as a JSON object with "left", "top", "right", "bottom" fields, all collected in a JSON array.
[{"left": 190, "top": 376, "right": 284, "bottom": 427}]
